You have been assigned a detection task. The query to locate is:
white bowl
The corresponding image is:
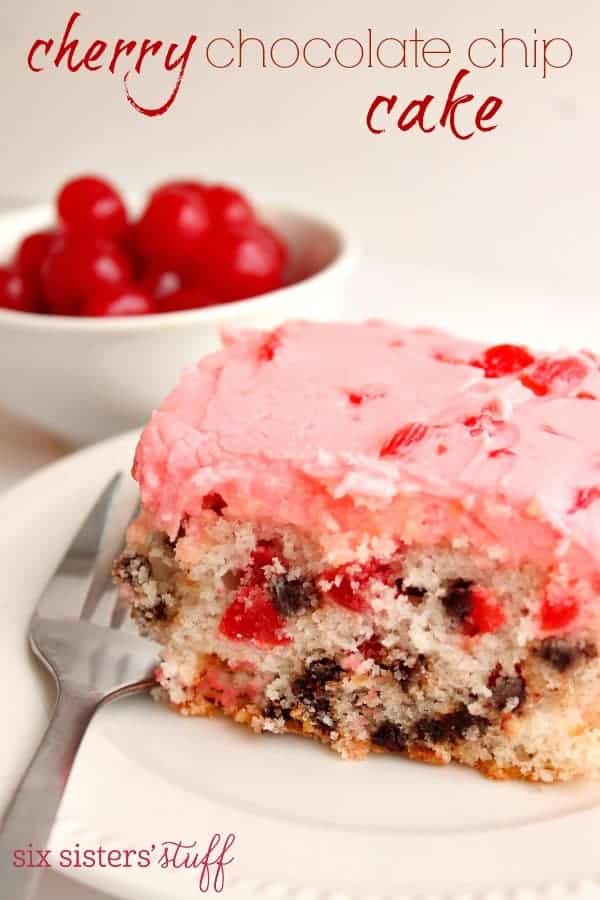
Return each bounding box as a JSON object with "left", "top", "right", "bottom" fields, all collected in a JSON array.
[{"left": 0, "top": 201, "right": 358, "bottom": 445}]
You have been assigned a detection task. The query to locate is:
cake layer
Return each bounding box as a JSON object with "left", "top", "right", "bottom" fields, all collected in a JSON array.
[
  {"left": 118, "top": 321, "right": 600, "bottom": 781},
  {"left": 115, "top": 515, "right": 600, "bottom": 781},
  {"left": 133, "top": 321, "right": 600, "bottom": 629}
]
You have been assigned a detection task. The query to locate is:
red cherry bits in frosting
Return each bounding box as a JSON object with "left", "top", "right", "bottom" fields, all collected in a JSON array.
[
  {"left": 477, "top": 344, "right": 535, "bottom": 378},
  {"left": 521, "top": 357, "right": 588, "bottom": 397},
  {"left": 122, "top": 320, "right": 600, "bottom": 784},
  {"left": 133, "top": 321, "right": 600, "bottom": 578},
  {"left": 380, "top": 423, "right": 429, "bottom": 457}
]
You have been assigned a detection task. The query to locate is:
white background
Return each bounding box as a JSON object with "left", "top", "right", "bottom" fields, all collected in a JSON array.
[
  {"left": 0, "top": 0, "right": 598, "bottom": 293},
  {"left": 0, "top": 2, "right": 598, "bottom": 898}
]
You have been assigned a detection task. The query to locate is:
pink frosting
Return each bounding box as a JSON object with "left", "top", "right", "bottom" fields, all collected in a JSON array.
[{"left": 133, "top": 321, "right": 600, "bottom": 583}]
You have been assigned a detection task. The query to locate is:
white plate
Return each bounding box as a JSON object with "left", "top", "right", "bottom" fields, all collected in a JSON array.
[{"left": 3, "top": 266, "right": 600, "bottom": 900}]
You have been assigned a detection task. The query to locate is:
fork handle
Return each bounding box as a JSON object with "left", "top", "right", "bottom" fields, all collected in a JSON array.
[{"left": 0, "top": 681, "right": 100, "bottom": 900}]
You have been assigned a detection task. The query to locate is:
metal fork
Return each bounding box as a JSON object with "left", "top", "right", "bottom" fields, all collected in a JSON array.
[{"left": 0, "top": 474, "right": 159, "bottom": 900}]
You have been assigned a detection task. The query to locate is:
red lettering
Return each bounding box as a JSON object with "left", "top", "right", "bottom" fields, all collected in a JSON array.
[
  {"left": 109, "top": 39, "right": 137, "bottom": 74},
  {"left": 125, "top": 35, "right": 196, "bottom": 117},
  {"left": 165, "top": 36, "right": 196, "bottom": 73},
  {"left": 134, "top": 39, "right": 162, "bottom": 75},
  {"left": 475, "top": 95, "right": 503, "bottom": 132},
  {"left": 397, "top": 96, "right": 436, "bottom": 133},
  {"left": 367, "top": 69, "right": 502, "bottom": 140},
  {"left": 83, "top": 40, "right": 108, "bottom": 71},
  {"left": 439, "top": 68, "right": 476, "bottom": 140},
  {"left": 27, "top": 38, "right": 53, "bottom": 72},
  {"left": 24, "top": 11, "right": 197, "bottom": 117},
  {"left": 366, "top": 94, "right": 397, "bottom": 134},
  {"left": 54, "top": 11, "right": 84, "bottom": 72}
]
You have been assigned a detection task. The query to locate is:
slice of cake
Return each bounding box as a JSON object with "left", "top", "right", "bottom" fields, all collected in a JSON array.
[{"left": 114, "top": 320, "right": 600, "bottom": 781}]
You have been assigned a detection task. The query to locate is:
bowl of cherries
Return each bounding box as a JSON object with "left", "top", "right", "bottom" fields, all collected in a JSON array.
[{"left": 0, "top": 176, "right": 356, "bottom": 443}]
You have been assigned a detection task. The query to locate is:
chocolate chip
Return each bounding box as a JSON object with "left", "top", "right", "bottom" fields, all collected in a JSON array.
[
  {"left": 312, "top": 696, "right": 332, "bottom": 718},
  {"left": 448, "top": 707, "right": 489, "bottom": 737},
  {"left": 136, "top": 597, "right": 172, "bottom": 624},
  {"left": 390, "top": 660, "right": 413, "bottom": 683},
  {"left": 415, "top": 716, "right": 449, "bottom": 743},
  {"left": 537, "top": 637, "right": 596, "bottom": 673},
  {"left": 292, "top": 676, "right": 334, "bottom": 730},
  {"left": 153, "top": 599, "right": 168, "bottom": 621},
  {"left": 292, "top": 659, "right": 341, "bottom": 731},
  {"left": 415, "top": 705, "right": 489, "bottom": 744},
  {"left": 132, "top": 596, "right": 171, "bottom": 627},
  {"left": 372, "top": 721, "right": 407, "bottom": 753},
  {"left": 294, "top": 677, "right": 329, "bottom": 712},
  {"left": 307, "top": 657, "right": 342, "bottom": 684},
  {"left": 269, "top": 577, "right": 316, "bottom": 617},
  {"left": 201, "top": 492, "right": 227, "bottom": 516},
  {"left": 114, "top": 553, "right": 150, "bottom": 587},
  {"left": 263, "top": 699, "right": 292, "bottom": 722},
  {"left": 292, "top": 658, "right": 340, "bottom": 699},
  {"left": 388, "top": 655, "right": 426, "bottom": 690},
  {"left": 292, "top": 675, "right": 316, "bottom": 704},
  {"left": 491, "top": 674, "right": 526, "bottom": 711},
  {"left": 441, "top": 578, "right": 474, "bottom": 621},
  {"left": 396, "top": 579, "right": 427, "bottom": 605}
]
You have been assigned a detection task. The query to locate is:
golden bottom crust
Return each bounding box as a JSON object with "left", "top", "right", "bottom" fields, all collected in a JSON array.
[{"left": 167, "top": 690, "right": 564, "bottom": 783}]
